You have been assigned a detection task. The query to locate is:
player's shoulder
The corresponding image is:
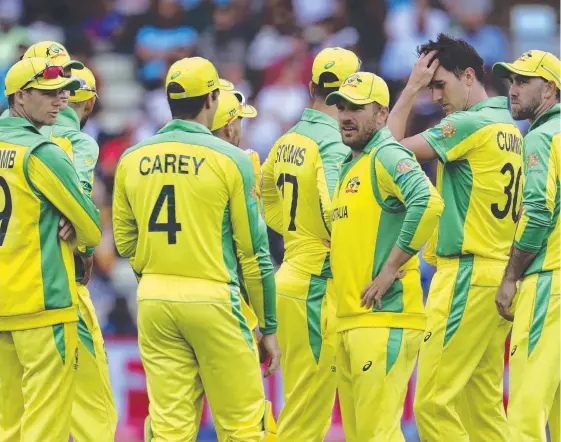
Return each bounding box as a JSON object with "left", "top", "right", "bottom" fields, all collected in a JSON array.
[{"left": 374, "top": 138, "right": 418, "bottom": 176}]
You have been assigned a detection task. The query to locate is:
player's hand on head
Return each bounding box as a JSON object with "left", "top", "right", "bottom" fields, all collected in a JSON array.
[
  {"left": 495, "top": 279, "right": 516, "bottom": 321},
  {"left": 407, "top": 50, "right": 440, "bottom": 93},
  {"left": 361, "top": 269, "right": 406, "bottom": 310},
  {"left": 259, "top": 333, "right": 282, "bottom": 378},
  {"left": 58, "top": 216, "right": 76, "bottom": 242}
]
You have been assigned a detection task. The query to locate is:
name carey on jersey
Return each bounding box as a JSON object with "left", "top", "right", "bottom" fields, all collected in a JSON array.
[
  {"left": 275, "top": 143, "right": 306, "bottom": 166},
  {"left": 139, "top": 154, "right": 206, "bottom": 176}
]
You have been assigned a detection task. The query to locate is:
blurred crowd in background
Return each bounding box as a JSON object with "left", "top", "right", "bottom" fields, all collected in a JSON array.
[{"left": 1, "top": 0, "right": 558, "bottom": 337}]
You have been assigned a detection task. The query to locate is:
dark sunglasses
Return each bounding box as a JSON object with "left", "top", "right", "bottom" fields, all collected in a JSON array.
[{"left": 21, "top": 65, "right": 65, "bottom": 90}]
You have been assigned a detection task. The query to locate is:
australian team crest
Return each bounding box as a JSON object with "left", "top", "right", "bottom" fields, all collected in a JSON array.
[
  {"left": 396, "top": 158, "right": 414, "bottom": 175},
  {"left": 441, "top": 122, "right": 456, "bottom": 138},
  {"left": 343, "top": 74, "right": 362, "bottom": 88},
  {"left": 526, "top": 153, "right": 539, "bottom": 168},
  {"left": 345, "top": 176, "right": 361, "bottom": 193},
  {"left": 45, "top": 44, "right": 66, "bottom": 59}
]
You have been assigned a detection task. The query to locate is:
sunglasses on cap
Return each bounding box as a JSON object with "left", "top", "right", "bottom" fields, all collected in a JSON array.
[
  {"left": 73, "top": 77, "right": 97, "bottom": 93},
  {"left": 21, "top": 65, "right": 65, "bottom": 90}
]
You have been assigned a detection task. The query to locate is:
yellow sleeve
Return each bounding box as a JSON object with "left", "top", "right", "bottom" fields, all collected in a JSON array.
[
  {"left": 112, "top": 159, "right": 138, "bottom": 259},
  {"left": 27, "top": 143, "right": 101, "bottom": 248},
  {"left": 261, "top": 143, "right": 283, "bottom": 233},
  {"left": 229, "top": 156, "right": 277, "bottom": 334}
]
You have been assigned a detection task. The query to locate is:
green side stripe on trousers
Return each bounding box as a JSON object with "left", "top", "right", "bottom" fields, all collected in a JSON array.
[
  {"left": 444, "top": 255, "right": 474, "bottom": 346},
  {"left": 53, "top": 324, "right": 66, "bottom": 363},
  {"left": 307, "top": 275, "right": 327, "bottom": 364},
  {"left": 386, "top": 328, "right": 403, "bottom": 375},
  {"left": 229, "top": 285, "right": 254, "bottom": 351},
  {"left": 77, "top": 307, "right": 96, "bottom": 357},
  {"left": 529, "top": 271, "right": 553, "bottom": 357}
]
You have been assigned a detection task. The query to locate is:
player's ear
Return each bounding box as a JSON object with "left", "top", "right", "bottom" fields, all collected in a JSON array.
[
  {"left": 543, "top": 80, "right": 557, "bottom": 100},
  {"left": 308, "top": 81, "right": 315, "bottom": 99},
  {"left": 463, "top": 67, "right": 476, "bottom": 86},
  {"left": 86, "top": 96, "right": 96, "bottom": 114},
  {"left": 225, "top": 121, "right": 234, "bottom": 140}
]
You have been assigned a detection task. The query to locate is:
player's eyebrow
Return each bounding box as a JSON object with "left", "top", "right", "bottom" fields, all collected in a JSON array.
[{"left": 429, "top": 80, "right": 445, "bottom": 88}]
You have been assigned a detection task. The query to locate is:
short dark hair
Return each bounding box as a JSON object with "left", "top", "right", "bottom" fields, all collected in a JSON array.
[
  {"left": 417, "top": 33, "right": 485, "bottom": 82},
  {"left": 167, "top": 83, "right": 219, "bottom": 119},
  {"left": 7, "top": 94, "right": 14, "bottom": 108},
  {"left": 312, "top": 72, "right": 341, "bottom": 98}
]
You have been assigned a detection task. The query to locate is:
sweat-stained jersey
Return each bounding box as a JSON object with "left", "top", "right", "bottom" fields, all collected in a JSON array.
[
  {"left": 331, "top": 127, "right": 444, "bottom": 331},
  {"left": 0, "top": 117, "right": 101, "bottom": 331},
  {"left": 515, "top": 104, "right": 560, "bottom": 276},
  {"left": 261, "top": 109, "right": 349, "bottom": 277},
  {"left": 421, "top": 97, "right": 524, "bottom": 262},
  {"left": 112, "top": 119, "right": 277, "bottom": 333}
]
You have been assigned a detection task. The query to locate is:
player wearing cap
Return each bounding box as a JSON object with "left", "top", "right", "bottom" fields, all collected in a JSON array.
[
  {"left": 42, "top": 66, "right": 117, "bottom": 441},
  {"left": 0, "top": 58, "right": 101, "bottom": 442},
  {"left": 326, "top": 72, "right": 443, "bottom": 441},
  {"left": 492, "top": 50, "right": 560, "bottom": 442},
  {"left": 112, "top": 57, "right": 280, "bottom": 441},
  {"left": 260, "top": 47, "right": 358, "bottom": 441},
  {"left": 386, "top": 34, "right": 524, "bottom": 442}
]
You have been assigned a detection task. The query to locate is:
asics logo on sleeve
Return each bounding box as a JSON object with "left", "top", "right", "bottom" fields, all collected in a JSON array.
[{"left": 362, "top": 361, "right": 372, "bottom": 371}]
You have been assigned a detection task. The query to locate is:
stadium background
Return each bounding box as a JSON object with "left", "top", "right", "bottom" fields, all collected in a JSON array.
[{"left": 1, "top": 0, "right": 559, "bottom": 440}]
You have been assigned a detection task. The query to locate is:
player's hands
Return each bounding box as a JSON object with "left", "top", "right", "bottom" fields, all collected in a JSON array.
[
  {"left": 495, "top": 278, "right": 517, "bottom": 321},
  {"left": 407, "top": 50, "right": 440, "bottom": 93},
  {"left": 361, "top": 268, "right": 406, "bottom": 310},
  {"left": 259, "top": 333, "right": 282, "bottom": 378},
  {"left": 80, "top": 255, "right": 94, "bottom": 286},
  {"left": 58, "top": 217, "right": 76, "bottom": 242}
]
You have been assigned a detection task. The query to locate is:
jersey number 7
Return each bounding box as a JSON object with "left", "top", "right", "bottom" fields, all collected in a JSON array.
[{"left": 276, "top": 173, "right": 298, "bottom": 232}]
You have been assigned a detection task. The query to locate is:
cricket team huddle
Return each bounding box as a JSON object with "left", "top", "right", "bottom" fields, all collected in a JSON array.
[{"left": 0, "top": 31, "right": 558, "bottom": 442}]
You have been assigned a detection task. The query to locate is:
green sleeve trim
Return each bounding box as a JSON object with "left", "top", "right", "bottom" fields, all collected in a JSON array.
[
  {"left": 32, "top": 143, "right": 101, "bottom": 231},
  {"left": 71, "top": 133, "right": 99, "bottom": 196}
]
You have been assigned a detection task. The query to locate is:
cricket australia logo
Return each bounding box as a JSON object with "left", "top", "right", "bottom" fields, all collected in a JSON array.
[
  {"left": 343, "top": 74, "right": 362, "bottom": 88},
  {"left": 345, "top": 176, "right": 361, "bottom": 193},
  {"left": 46, "top": 44, "right": 65, "bottom": 59},
  {"left": 526, "top": 153, "right": 539, "bottom": 168},
  {"left": 396, "top": 158, "right": 414, "bottom": 175},
  {"left": 441, "top": 122, "right": 456, "bottom": 138}
]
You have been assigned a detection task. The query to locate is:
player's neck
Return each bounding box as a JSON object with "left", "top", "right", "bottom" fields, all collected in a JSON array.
[
  {"left": 311, "top": 99, "right": 338, "bottom": 120},
  {"left": 465, "top": 84, "right": 488, "bottom": 110},
  {"left": 530, "top": 99, "right": 557, "bottom": 125},
  {"left": 10, "top": 106, "right": 43, "bottom": 130}
]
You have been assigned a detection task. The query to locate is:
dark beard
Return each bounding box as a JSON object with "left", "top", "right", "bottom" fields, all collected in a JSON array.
[{"left": 512, "top": 97, "right": 541, "bottom": 121}]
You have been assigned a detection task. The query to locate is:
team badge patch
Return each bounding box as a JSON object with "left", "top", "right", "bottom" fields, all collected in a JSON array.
[
  {"left": 84, "top": 155, "right": 95, "bottom": 166},
  {"left": 396, "top": 158, "right": 414, "bottom": 175},
  {"left": 441, "top": 122, "right": 456, "bottom": 138},
  {"left": 345, "top": 176, "right": 361, "bottom": 193},
  {"left": 526, "top": 153, "right": 539, "bottom": 168}
]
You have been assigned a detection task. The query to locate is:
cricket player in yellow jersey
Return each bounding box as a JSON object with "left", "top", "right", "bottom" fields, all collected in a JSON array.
[
  {"left": 112, "top": 57, "right": 280, "bottom": 442},
  {"left": 493, "top": 50, "right": 561, "bottom": 442},
  {"left": 261, "top": 47, "right": 359, "bottom": 441},
  {"left": 0, "top": 58, "right": 101, "bottom": 442},
  {"left": 326, "top": 72, "right": 443, "bottom": 441},
  {"left": 387, "top": 34, "right": 524, "bottom": 442}
]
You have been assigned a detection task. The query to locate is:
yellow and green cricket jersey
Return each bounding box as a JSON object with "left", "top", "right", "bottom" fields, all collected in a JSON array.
[
  {"left": 42, "top": 107, "right": 100, "bottom": 280},
  {"left": 261, "top": 109, "right": 350, "bottom": 277},
  {"left": 0, "top": 117, "right": 101, "bottom": 331},
  {"left": 331, "top": 127, "right": 444, "bottom": 331},
  {"left": 421, "top": 97, "right": 524, "bottom": 262},
  {"left": 515, "top": 104, "right": 560, "bottom": 276},
  {"left": 112, "top": 119, "right": 277, "bottom": 333}
]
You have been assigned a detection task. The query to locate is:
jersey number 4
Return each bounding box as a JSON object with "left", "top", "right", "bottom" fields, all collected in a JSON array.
[
  {"left": 0, "top": 177, "right": 12, "bottom": 246},
  {"left": 277, "top": 173, "right": 298, "bottom": 231},
  {"left": 148, "top": 185, "right": 182, "bottom": 244},
  {"left": 491, "top": 162, "right": 522, "bottom": 222}
]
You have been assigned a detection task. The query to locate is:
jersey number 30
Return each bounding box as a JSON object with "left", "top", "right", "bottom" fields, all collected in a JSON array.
[
  {"left": 148, "top": 185, "right": 182, "bottom": 244},
  {"left": 491, "top": 162, "right": 522, "bottom": 222}
]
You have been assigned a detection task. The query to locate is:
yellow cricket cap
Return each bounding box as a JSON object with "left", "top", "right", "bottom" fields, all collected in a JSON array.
[
  {"left": 493, "top": 50, "right": 560, "bottom": 89},
  {"left": 325, "top": 72, "right": 390, "bottom": 107},
  {"left": 165, "top": 57, "right": 233, "bottom": 99},
  {"left": 211, "top": 90, "right": 257, "bottom": 131},
  {"left": 5, "top": 57, "right": 81, "bottom": 97},
  {"left": 69, "top": 66, "right": 97, "bottom": 103},
  {"left": 312, "top": 47, "right": 361, "bottom": 88},
  {"left": 23, "top": 41, "right": 84, "bottom": 70}
]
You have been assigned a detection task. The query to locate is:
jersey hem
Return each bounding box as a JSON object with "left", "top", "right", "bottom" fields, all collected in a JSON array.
[
  {"left": 336, "top": 312, "right": 426, "bottom": 332},
  {"left": 0, "top": 306, "right": 78, "bottom": 331}
]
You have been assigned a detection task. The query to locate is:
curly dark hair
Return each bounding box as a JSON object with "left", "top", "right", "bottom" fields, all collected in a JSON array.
[{"left": 417, "top": 33, "right": 485, "bottom": 82}]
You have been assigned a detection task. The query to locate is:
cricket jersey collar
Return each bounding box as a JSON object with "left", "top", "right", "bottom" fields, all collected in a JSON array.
[
  {"left": 55, "top": 106, "right": 81, "bottom": 131},
  {"left": 300, "top": 108, "right": 339, "bottom": 131},
  {"left": 158, "top": 119, "right": 213, "bottom": 136},
  {"left": 529, "top": 103, "right": 560, "bottom": 133},
  {"left": 468, "top": 96, "right": 508, "bottom": 112},
  {"left": 0, "top": 116, "right": 42, "bottom": 134},
  {"left": 363, "top": 126, "right": 393, "bottom": 154}
]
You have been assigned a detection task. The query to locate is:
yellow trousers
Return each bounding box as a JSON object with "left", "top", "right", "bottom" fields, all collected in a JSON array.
[
  {"left": 0, "top": 321, "right": 78, "bottom": 442},
  {"left": 508, "top": 270, "right": 560, "bottom": 442},
  {"left": 415, "top": 255, "right": 511, "bottom": 442},
  {"left": 71, "top": 284, "right": 118, "bottom": 441},
  {"left": 138, "top": 290, "right": 270, "bottom": 442},
  {"left": 275, "top": 264, "right": 337, "bottom": 442}
]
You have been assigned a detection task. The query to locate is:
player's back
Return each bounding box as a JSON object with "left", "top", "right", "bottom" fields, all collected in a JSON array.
[
  {"left": 422, "top": 97, "right": 524, "bottom": 261},
  {"left": 116, "top": 121, "right": 259, "bottom": 300},
  {"left": 262, "top": 109, "right": 349, "bottom": 276}
]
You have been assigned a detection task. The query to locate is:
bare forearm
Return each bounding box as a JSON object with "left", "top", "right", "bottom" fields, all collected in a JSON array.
[
  {"left": 383, "top": 245, "right": 414, "bottom": 273},
  {"left": 387, "top": 85, "right": 420, "bottom": 141},
  {"left": 503, "top": 245, "right": 537, "bottom": 282}
]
